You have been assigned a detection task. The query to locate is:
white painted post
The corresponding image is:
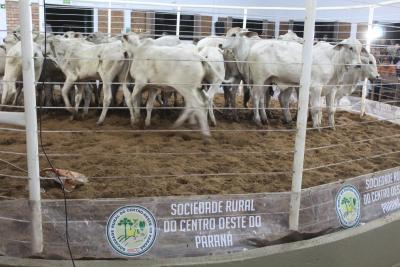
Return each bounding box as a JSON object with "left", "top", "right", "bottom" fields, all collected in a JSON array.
[
  {"left": 242, "top": 8, "right": 247, "bottom": 29},
  {"left": 361, "top": 6, "right": 374, "bottom": 116},
  {"left": 289, "top": 0, "right": 317, "bottom": 231},
  {"left": 93, "top": 8, "right": 98, "bottom": 33},
  {"left": 211, "top": 15, "right": 218, "bottom": 36},
  {"left": 350, "top": 22, "right": 358, "bottom": 39},
  {"left": 38, "top": 0, "right": 45, "bottom": 33},
  {"left": 176, "top": 6, "right": 181, "bottom": 36},
  {"left": 274, "top": 19, "right": 280, "bottom": 38},
  {"left": 19, "top": 0, "right": 43, "bottom": 254},
  {"left": 0, "top": 0, "right": 7, "bottom": 43},
  {"left": 123, "top": 9, "right": 131, "bottom": 33},
  {"left": 107, "top": 0, "right": 111, "bottom": 36}
]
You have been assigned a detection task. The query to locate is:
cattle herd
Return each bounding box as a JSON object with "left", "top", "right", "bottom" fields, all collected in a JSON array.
[{"left": 0, "top": 28, "right": 380, "bottom": 137}]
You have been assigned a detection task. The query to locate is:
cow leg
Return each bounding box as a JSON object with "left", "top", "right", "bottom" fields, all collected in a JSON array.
[
  {"left": 260, "top": 90, "right": 268, "bottom": 125},
  {"left": 230, "top": 83, "right": 239, "bottom": 122},
  {"left": 120, "top": 82, "right": 134, "bottom": 123},
  {"left": 145, "top": 88, "right": 159, "bottom": 127},
  {"left": 279, "top": 88, "right": 293, "bottom": 124},
  {"left": 243, "top": 84, "right": 250, "bottom": 108},
  {"left": 130, "top": 82, "right": 146, "bottom": 125},
  {"left": 309, "top": 87, "right": 322, "bottom": 131},
  {"left": 251, "top": 86, "right": 263, "bottom": 126},
  {"left": 74, "top": 85, "right": 84, "bottom": 119},
  {"left": 12, "top": 85, "right": 22, "bottom": 106},
  {"left": 44, "top": 81, "right": 54, "bottom": 108},
  {"left": 83, "top": 85, "right": 92, "bottom": 118},
  {"left": 61, "top": 79, "right": 75, "bottom": 113},
  {"left": 1, "top": 79, "right": 17, "bottom": 106},
  {"left": 206, "top": 83, "right": 219, "bottom": 127},
  {"left": 326, "top": 90, "right": 337, "bottom": 130},
  {"left": 97, "top": 81, "right": 113, "bottom": 125}
]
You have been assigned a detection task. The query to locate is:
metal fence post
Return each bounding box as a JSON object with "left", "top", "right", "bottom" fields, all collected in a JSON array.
[
  {"left": 243, "top": 8, "right": 247, "bottom": 29},
  {"left": 361, "top": 6, "right": 374, "bottom": 116},
  {"left": 19, "top": 0, "right": 43, "bottom": 254},
  {"left": 107, "top": 0, "right": 111, "bottom": 36},
  {"left": 176, "top": 6, "right": 181, "bottom": 36},
  {"left": 289, "top": 0, "right": 317, "bottom": 231}
]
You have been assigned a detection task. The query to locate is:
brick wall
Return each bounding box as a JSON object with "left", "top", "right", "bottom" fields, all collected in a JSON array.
[
  {"left": 357, "top": 23, "right": 368, "bottom": 43},
  {"left": 280, "top": 21, "right": 289, "bottom": 35},
  {"left": 98, "top": 9, "right": 124, "bottom": 34},
  {"left": 201, "top": 16, "right": 212, "bottom": 37},
  {"left": 131, "top": 11, "right": 146, "bottom": 33},
  {"left": 5, "top": 1, "right": 39, "bottom": 32},
  {"left": 338, "top": 22, "right": 351, "bottom": 40}
]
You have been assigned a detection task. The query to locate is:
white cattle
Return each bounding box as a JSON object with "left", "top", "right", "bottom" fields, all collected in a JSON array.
[
  {"left": 222, "top": 48, "right": 242, "bottom": 121},
  {"left": 325, "top": 52, "right": 379, "bottom": 127},
  {"left": 196, "top": 36, "right": 225, "bottom": 51},
  {"left": 278, "top": 30, "right": 304, "bottom": 44},
  {"left": 153, "top": 35, "right": 181, "bottom": 46},
  {"left": 86, "top": 32, "right": 121, "bottom": 44},
  {"left": 2, "top": 31, "right": 20, "bottom": 51},
  {"left": 122, "top": 34, "right": 211, "bottom": 137},
  {"left": 63, "top": 31, "right": 83, "bottom": 39},
  {"left": 223, "top": 29, "right": 364, "bottom": 128},
  {"left": 197, "top": 35, "right": 243, "bottom": 121},
  {"left": 48, "top": 36, "right": 130, "bottom": 124},
  {"left": 198, "top": 46, "right": 227, "bottom": 126},
  {"left": 1, "top": 41, "right": 44, "bottom": 105}
]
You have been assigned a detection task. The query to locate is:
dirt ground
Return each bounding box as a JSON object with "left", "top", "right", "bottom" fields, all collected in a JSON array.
[{"left": 0, "top": 97, "right": 399, "bottom": 199}]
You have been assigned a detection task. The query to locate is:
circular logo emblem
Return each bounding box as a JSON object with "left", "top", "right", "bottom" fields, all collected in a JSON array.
[
  {"left": 106, "top": 205, "right": 157, "bottom": 257},
  {"left": 335, "top": 185, "right": 361, "bottom": 228}
]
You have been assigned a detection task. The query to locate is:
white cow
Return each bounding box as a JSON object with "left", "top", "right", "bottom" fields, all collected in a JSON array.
[
  {"left": 48, "top": 36, "right": 130, "bottom": 124},
  {"left": 1, "top": 41, "right": 44, "bottom": 105},
  {"left": 2, "top": 31, "right": 21, "bottom": 51},
  {"left": 86, "top": 32, "right": 121, "bottom": 44},
  {"left": 325, "top": 52, "right": 379, "bottom": 127},
  {"left": 223, "top": 29, "right": 363, "bottom": 128},
  {"left": 198, "top": 46, "right": 228, "bottom": 126},
  {"left": 196, "top": 36, "right": 225, "bottom": 51},
  {"left": 122, "top": 34, "right": 211, "bottom": 137},
  {"left": 278, "top": 30, "right": 304, "bottom": 44}
]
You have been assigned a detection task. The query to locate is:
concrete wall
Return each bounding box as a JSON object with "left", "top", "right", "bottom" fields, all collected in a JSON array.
[{"left": 0, "top": 211, "right": 399, "bottom": 267}]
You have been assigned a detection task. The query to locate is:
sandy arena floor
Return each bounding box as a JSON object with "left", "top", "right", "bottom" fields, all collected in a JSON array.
[{"left": 0, "top": 97, "right": 399, "bottom": 199}]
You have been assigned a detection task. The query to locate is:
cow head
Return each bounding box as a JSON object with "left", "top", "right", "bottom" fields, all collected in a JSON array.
[
  {"left": 222, "top": 27, "right": 258, "bottom": 49},
  {"left": 334, "top": 38, "right": 363, "bottom": 69},
  {"left": 3, "top": 31, "right": 21, "bottom": 50},
  {"left": 362, "top": 53, "right": 380, "bottom": 81},
  {"left": 121, "top": 33, "right": 142, "bottom": 57}
]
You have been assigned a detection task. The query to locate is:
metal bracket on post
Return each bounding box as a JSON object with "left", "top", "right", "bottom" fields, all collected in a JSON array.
[
  {"left": 361, "top": 6, "right": 374, "bottom": 116},
  {"left": 289, "top": 0, "right": 317, "bottom": 232},
  {"left": 176, "top": 6, "right": 181, "bottom": 37},
  {"left": 243, "top": 8, "right": 247, "bottom": 29},
  {"left": 18, "top": 0, "right": 43, "bottom": 254}
]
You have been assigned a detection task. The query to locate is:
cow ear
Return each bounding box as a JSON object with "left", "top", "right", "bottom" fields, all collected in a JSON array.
[
  {"left": 361, "top": 47, "right": 369, "bottom": 57},
  {"left": 74, "top": 33, "right": 80, "bottom": 38},
  {"left": 245, "top": 31, "right": 258, "bottom": 38},
  {"left": 334, "top": 43, "right": 345, "bottom": 50},
  {"left": 122, "top": 34, "right": 129, "bottom": 42}
]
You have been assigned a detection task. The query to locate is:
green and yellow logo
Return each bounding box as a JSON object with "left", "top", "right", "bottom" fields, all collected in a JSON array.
[
  {"left": 335, "top": 185, "right": 361, "bottom": 228},
  {"left": 106, "top": 206, "right": 157, "bottom": 257}
]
